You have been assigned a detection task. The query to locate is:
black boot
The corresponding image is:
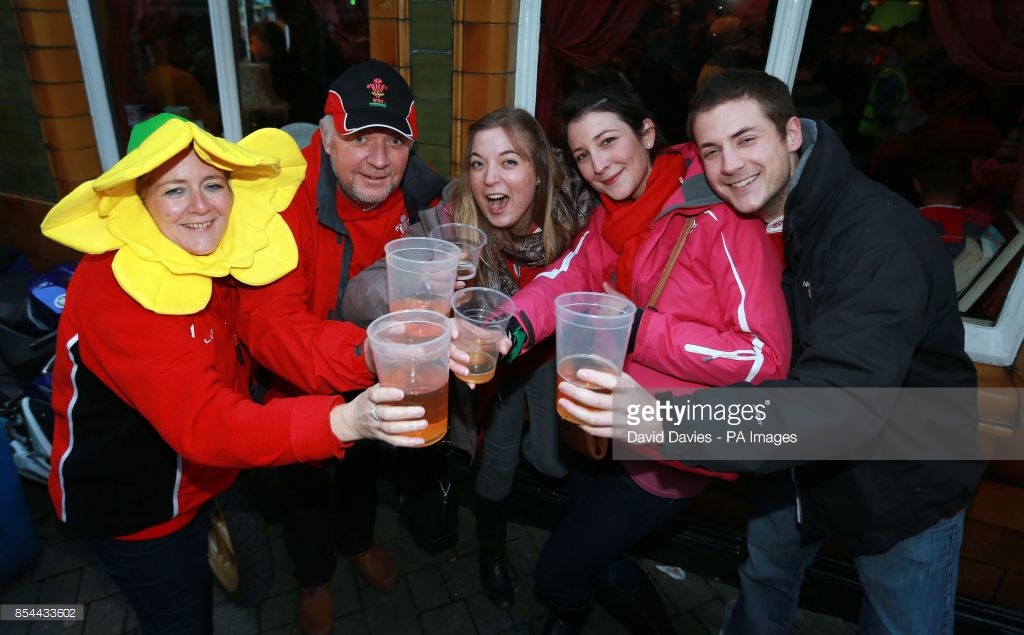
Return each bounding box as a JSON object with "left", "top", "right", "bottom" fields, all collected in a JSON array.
[
  {"left": 475, "top": 497, "right": 514, "bottom": 609},
  {"left": 597, "top": 570, "right": 675, "bottom": 635},
  {"left": 541, "top": 605, "right": 590, "bottom": 635}
]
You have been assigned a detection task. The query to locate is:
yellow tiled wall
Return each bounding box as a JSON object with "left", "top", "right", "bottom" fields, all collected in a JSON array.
[
  {"left": 452, "top": 0, "right": 519, "bottom": 175},
  {"left": 3, "top": 0, "right": 92, "bottom": 268},
  {"left": 369, "top": 0, "right": 410, "bottom": 75},
  {"left": 12, "top": 0, "right": 100, "bottom": 197},
  {"left": 409, "top": 1, "right": 453, "bottom": 177}
]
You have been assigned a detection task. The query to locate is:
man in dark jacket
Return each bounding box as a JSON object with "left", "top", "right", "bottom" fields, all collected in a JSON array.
[
  {"left": 684, "top": 69, "right": 984, "bottom": 634},
  {"left": 555, "top": 69, "right": 984, "bottom": 634}
]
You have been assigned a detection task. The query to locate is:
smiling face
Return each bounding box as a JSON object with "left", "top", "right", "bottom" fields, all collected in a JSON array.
[
  {"left": 691, "top": 97, "right": 802, "bottom": 222},
  {"left": 468, "top": 127, "right": 538, "bottom": 235},
  {"left": 567, "top": 111, "right": 655, "bottom": 202},
  {"left": 139, "top": 148, "right": 232, "bottom": 256},
  {"left": 323, "top": 126, "right": 412, "bottom": 209}
]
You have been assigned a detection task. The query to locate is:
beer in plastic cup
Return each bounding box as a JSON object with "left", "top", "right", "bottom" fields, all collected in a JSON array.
[
  {"left": 450, "top": 287, "right": 515, "bottom": 386},
  {"left": 367, "top": 309, "right": 452, "bottom": 446},
  {"left": 554, "top": 292, "right": 636, "bottom": 425},
  {"left": 429, "top": 223, "right": 488, "bottom": 282},
  {"left": 385, "top": 237, "right": 461, "bottom": 314}
]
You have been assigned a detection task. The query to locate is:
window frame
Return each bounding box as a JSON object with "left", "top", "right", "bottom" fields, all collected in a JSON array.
[{"left": 72, "top": 0, "right": 1024, "bottom": 366}]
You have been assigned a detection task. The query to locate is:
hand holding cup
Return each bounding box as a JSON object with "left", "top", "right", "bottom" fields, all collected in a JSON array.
[{"left": 449, "top": 287, "right": 516, "bottom": 386}]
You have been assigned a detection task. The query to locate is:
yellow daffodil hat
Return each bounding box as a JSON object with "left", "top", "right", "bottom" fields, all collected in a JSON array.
[{"left": 41, "top": 113, "right": 305, "bottom": 315}]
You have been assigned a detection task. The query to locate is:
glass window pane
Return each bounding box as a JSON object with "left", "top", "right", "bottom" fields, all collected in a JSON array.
[
  {"left": 538, "top": 0, "right": 776, "bottom": 145},
  {"left": 234, "top": 1, "right": 368, "bottom": 135},
  {"left": 796, "top": 1, "right": 1024, "bottom": 327},
  {"left": 91, "top": 0, "right": 225, "bottom": 153}
]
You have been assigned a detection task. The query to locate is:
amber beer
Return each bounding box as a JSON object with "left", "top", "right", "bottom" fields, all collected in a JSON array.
[
  {"left": 456, "top": 260, "right": 477, "bottom": 282},
  {"left": 397, "top": 383, "right": 449, "bottom": 445},
  {"left": 389, "top": 296, "right": 451, "bottom": 315},
  {"left": 380, "top": 360, "right": 449, "bottom": 445},
  {"left": 460, "top": 349, "right": 497, "bottom": 386},
  {"left": 367, "top": 309, "right": 452, "bottom": 448},
  {"left": 556, "top": 354, "right": 618, "bottom": 425}
]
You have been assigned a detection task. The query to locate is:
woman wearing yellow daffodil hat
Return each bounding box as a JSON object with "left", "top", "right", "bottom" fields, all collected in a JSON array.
[{"left": 41, "top": 114, "right": 429, "bottom": 634}]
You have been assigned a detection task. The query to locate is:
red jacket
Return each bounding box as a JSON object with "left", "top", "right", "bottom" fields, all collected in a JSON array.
[
  {"left": 511, "top": 144, "right": 791, "bottom": 496},
  {"left": 235, "top": 130, "right": 445, "bottom": 398},
  {"left": 49, "top": 253, "right": 349, "bottom": 540}
]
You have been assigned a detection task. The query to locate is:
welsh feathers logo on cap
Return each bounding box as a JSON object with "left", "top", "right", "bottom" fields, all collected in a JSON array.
[
  {"left": 367, "top": 77, "right": 388, "bottom": 107},
  {"left": 324, "top": 59, "right": 417, "bottom": 141}
]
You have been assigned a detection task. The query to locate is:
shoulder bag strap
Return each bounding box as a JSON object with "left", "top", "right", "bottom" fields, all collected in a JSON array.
[{"left": 646, "top": 216, "right": 697, "bottom": 309}]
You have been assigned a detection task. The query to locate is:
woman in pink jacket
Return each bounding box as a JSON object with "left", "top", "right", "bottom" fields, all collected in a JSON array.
[{"left": 502, "top": 86, "right": 791, "bottom": 634}]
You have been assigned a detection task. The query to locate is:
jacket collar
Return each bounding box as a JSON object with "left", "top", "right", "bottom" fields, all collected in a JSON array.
[
  {"left": 657, "top": 143, "right": 726, "bottom": 220},
  {"left": 784, "top": 119, "right": 853, "bottom": 260}
]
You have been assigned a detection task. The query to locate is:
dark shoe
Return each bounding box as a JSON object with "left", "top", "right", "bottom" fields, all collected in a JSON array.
[
  {"left": 479, "top": 551, "right": 514, "bottom": 609},
  {"left": 476, "top": 498, "right": 514, "bottom": 608},
  {"left": 296, "top": 584, "right": 333, "bottom": 635},
  {"left": 541, "top": 606, "right": 590, "bottom": 635},
  {"left": 350, "top": 544, "right": 397, "bottom": 591},
  {"left": 597, "top": 573, "right": 675, "bottom": 635}
]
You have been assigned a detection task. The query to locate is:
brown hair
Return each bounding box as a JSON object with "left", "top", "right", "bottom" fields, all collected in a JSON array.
[
  {"left": 451, "top": 108, "right": 574, "bottom": 289},
  {"left": 687, "top": 69, "right": 796, "bottom": 140}
]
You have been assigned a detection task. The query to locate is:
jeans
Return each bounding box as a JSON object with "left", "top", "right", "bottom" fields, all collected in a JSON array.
[
  {"left": 90, "top": 504, "right": 213, "bottom": 635},
  {"left": 534, "top": 459, "right": 691, "bottom": 610},
  {"left": 724, "top": 480, "right": 965, "bottom": 635},
  {"left": 475, "top": 359, "right": 568, "bottom": 502}
]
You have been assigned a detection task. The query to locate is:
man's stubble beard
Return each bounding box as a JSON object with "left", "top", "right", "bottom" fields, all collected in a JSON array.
[{"left": 339, "top": 176, "right": 399, "bottom": 210}]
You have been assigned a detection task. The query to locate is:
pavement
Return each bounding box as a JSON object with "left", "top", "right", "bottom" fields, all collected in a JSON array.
[{"left": 0, "top": 468, "right": 862, "bottom": 635}]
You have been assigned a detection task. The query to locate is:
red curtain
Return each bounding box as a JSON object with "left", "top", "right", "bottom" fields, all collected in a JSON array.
[
  {"left": 930, "top": 0, "right": 1024, "bottom": 216},
  {"left": 929, "top": 0, "right": 1024, "bottom": 84},
  {"left": 535, "top": 0, "right": 651, "bottom": 141}
]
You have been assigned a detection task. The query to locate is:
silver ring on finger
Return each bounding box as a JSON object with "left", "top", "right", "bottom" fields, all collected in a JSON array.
[{"left": 370, "top": 403, "right": 382, "bottom": 422}]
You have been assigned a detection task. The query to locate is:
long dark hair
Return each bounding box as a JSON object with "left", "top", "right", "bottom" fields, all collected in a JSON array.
[{"left": 561, "top": 85, "right": 670, "bottom": 157}]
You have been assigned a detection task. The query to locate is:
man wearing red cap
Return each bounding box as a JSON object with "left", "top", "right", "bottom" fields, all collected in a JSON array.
[{"left": 237, "top": 59, "right": 445, "bottom": 635}]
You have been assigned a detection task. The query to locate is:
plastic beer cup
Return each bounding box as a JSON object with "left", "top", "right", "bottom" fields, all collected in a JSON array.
[
  {"left": 429, "top": 223, "right": 488, "bottom": 282},
  {"left": 367, "top": 309, "right": 452, "bottom": 446},
  {"left": 554, "top": 292, "right": 637, "bottom": 425},
  {"left": 450, "top": 287, "right": 515, "bottom": 386},
  {"left": 385, "top": 237, "right": 461, "bottom": 314}
]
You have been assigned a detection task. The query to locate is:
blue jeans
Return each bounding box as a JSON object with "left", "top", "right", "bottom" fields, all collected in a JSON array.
[
  {"left": 724, "top": 488, "right": 965, "bottom": 635},
  {"left": 534, "top": 458, "right": 691, "bottom": 610},
  {"left": 90, "top": 504, "right": 213, "bottom": 635}
]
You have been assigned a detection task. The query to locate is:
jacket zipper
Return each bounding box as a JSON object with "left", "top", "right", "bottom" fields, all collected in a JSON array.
[
  {"left": 684, "top": 344, "right": 759, "bottom": 362},
  {"left": 790, "top": 467, "right": 803, "bottom": 525}
]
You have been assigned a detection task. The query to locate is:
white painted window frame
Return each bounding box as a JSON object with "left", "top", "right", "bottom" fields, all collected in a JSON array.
[{"left": 70, "top": 0, "right": 1024, "bottom": 365}]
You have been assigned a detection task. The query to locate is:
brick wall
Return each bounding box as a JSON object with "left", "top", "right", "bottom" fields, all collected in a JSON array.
[
  {"left": 960, "top": 357, "right": 1024, "bottom": 611},
  {"left": 452, "top": 0, "right": 518, "bottom": 175},
  {"left": 960, "top": 479, "right": 1024, "bottom": 611},
  {"left": 0, "top": 0, "right": 56, "bottom": 203},
  {"left": 2, "top": 0, "right": 99, "bottom": 270}
]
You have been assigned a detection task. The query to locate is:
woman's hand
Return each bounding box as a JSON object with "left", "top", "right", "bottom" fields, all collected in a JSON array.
[
  {"left": 448, "top": 316, "right": 472, "bottom": 379},
  {"left": 330, "top": 385, "right": 426, "bottom": 447},
  {"left": 557, "top": 368, "right": 658, "bottom": 440},
  {"left": 601, "top": 282, "right": 631, "bottom": 303},
  {"left": 448, "top": 317, "right": 511, "bottom": 389},
  {"left": 363, "top": 335, "right": 377, "bottom": 376}
]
